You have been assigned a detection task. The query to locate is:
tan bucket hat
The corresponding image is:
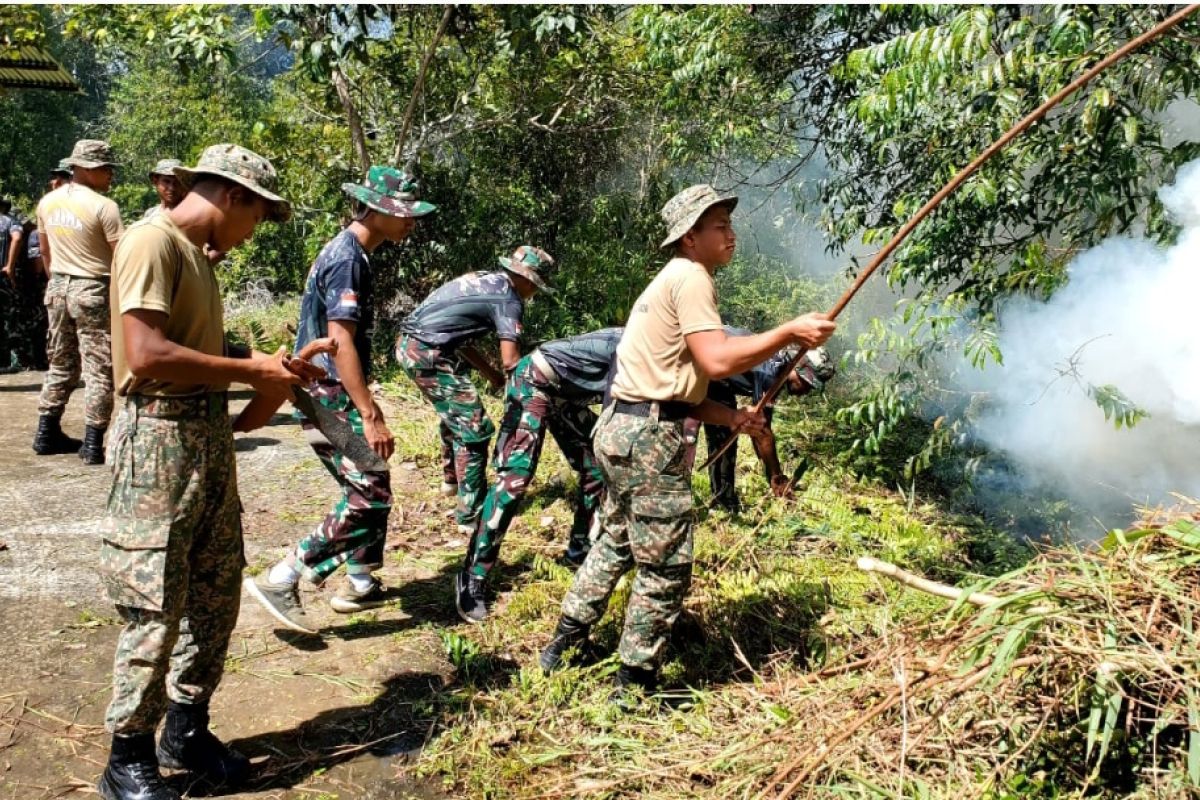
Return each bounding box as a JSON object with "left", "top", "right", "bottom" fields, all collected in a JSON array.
[
  {"left": 149, "top": 158, "right": 182, "bottom": 179},
  {"left": 174, "top": 144, "right": 292, "bottom": 223},
  {"left": 64, "top": 139, "right": 118, "bottom": 169},
  {"left": 659, "top": 184, "right": 738, "bottom": 249}
]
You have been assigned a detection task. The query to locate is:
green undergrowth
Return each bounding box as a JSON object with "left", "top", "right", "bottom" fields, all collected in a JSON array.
[
  {"left": 371, "top": 380, "right": 1036, "bottom": 798},
  {"left": 224, "top": 296, "right": 300, "bottom": 356}
]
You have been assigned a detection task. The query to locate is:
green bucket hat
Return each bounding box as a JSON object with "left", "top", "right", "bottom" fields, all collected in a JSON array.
[
  {"left": 174, "top": 143, "right": 291, "bottom": 223},
  {"left": 64, "top": 139, "right": 118, "bottom": 169},
  {"left": 149, "top": 158, "right": 182, "bottom": 179},
  {"left": 659, "top": 184, "right": 738, "bottom": 249},
  {"left": 341, "top": 166, "right": 436, "bottom": 218},
  {"left": 498, "top": 245, "right": 555, "bottom": 294},
  {"left": 50, "top": 159, "right": 72, "bottom": 177}
]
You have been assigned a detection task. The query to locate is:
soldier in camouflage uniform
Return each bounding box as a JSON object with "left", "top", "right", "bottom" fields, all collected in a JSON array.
[
  {"left": 455, "top": 328, "right": 618, "bottom": 623},
  {"left": 245, "top": 166, "right": 436, "bottom": 636},
  {"left": 396, "top": 246, "right": 554, "bottom": 534},
  {"left": 98, "top": 144, "right": 311, "bottom": 800},
  {"left": 34, "top": 140, "right": 124, "bottom": 465},
  {"left": 704, "top": 328, "right": 836, "bottom": 512},
  {"left": 540, "top": 185, "right": 837, "bottom": 703},
  {"left": 142, "top": 158, "right": 184, "bottom": 220}
]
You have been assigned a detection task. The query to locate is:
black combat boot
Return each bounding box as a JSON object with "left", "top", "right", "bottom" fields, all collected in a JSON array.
[
  {"left": 97, "top": 733, "right": 179, "bottom": 800},
  {"left": 79, "top": 424, "right": 107, "bottom": 465},
  {"left": 32, "top": 414, "right": 81, "bottom": 455},
  {"left": 609, "top": 663, "right": 660, "bottom": 709},
  {"left": 156, "top": 701, "right": 250, "bottom": 787},
  {"left": 539, "top": 615, "right": 593, "bottom": 674}
]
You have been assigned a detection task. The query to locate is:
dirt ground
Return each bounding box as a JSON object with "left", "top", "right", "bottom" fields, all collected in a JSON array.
[{"left": 0, "top": 371, "right": 472, "bottom": 799}]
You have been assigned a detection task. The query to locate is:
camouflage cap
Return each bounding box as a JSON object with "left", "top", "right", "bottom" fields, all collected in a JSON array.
[
  {"left": 50, "top": 159, "right": 72, "bottom": 177},
  {"left": 149, "top": 158, "right": 182, "bottom": 179},
  {"left": 64, "top": 139, "right": 117, "bottom": 169},
  {"left": 341, "top": 165, "right": 435, "bottom": 218},
  {"left": 174, "top": 144, "right": 291, "bottom": 223},
  {"left": 498, "top": 245, "right": 555, "bottom": 294},
  {"left": 659, "top": 184, "right": 738, "bottom": 249}
]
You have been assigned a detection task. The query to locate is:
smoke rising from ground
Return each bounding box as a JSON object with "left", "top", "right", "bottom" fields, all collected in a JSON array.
[{"left": 958, "top": 158, "right": 1200, "bottom": 529}]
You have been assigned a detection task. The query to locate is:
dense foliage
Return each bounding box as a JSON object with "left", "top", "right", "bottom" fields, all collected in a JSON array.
[{"left": 4, "top": 3, "right": 1200, "bottom": 487}]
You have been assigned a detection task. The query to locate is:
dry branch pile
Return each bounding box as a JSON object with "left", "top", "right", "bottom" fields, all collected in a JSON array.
[{"left": 747, "top": 508, "right": 1200, "bottom": 798}]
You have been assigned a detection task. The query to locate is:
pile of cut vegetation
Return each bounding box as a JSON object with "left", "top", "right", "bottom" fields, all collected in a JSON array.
[
  {"left": 428, "top": 503, "right": 1200, "bottom": 799},
  {"left": 711, "top": 504, "right": 1200, "bottom": 798}
]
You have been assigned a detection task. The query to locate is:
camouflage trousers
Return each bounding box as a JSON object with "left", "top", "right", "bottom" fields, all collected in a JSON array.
[
  {"left": 467, "top": 355, "right": 604, "bottom": 577},
  {"left": 38, "top": 273, "right": 113, "bottom": 427},
  {"left": 561, "top": 403, "right": 694, "bottom": 670},
  {"left": 100, "top": 393, "right": 244, "bottom": 734},
  {"left": 396, "top": 334, "right": 494, "bottom": 528},
  {"left": 293, "top": 381, "right": 392, "bottom": 584}
]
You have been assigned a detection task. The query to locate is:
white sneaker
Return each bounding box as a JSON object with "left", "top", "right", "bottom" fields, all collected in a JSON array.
[{"left": 439, "top": 481, "right": 458, "bottom": 496}]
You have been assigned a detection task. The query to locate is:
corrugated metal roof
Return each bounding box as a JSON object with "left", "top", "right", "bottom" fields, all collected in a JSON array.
[{"left": 0, "top": 46, "right": 81, "bottom": 93}]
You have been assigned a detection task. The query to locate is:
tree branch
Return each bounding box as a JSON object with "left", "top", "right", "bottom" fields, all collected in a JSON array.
[{"left": 393, "top": 4, "right": 456, "bottom": 164}]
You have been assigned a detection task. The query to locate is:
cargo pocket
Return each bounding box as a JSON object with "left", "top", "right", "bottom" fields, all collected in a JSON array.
[
  {"left": 99, "top": 515, "right": 172, "bottom": 612},
  {"left": 595, "top": 406, "right": 640, "bottom": 460},
  {"left": 629, "top": 490, "right": 694, "bottom": 566},
  {"left": 637, "top": 419, "right": 686, "bottom": 475}
]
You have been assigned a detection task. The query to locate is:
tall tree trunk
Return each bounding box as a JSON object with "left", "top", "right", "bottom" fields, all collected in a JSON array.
[
  {"left": 393, "top": 4, "right": 456, "bottom": 164},
  {"left": 332, "top": 65, "right": 370, "bottom": 173}
]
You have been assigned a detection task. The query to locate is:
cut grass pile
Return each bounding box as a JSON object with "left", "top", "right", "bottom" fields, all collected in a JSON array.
[{"left": 361, "top": 367, "right": 1198, "bottom": 799}]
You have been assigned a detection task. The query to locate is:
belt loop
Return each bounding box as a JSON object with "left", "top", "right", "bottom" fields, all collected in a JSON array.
[{"left": 130, "top": 397, "right": 140, "bottom": 435}]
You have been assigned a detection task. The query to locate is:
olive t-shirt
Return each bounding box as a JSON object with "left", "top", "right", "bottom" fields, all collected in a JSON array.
[
  {"left": 36, "top": 183, "right": 124, "bottom": 278},
  {"left": 610, "top": 257, "right": 722, "bottom": 405},
  {"left": 111, "top": 214, "right": 226, "bottom": 397}
]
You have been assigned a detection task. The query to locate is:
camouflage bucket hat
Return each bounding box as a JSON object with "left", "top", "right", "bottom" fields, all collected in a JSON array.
[
  {"left": 50, "top": 159, "right": 72, "bottom": 177},
  {"left": 65, "top": 139, "right": 118, "bottom": 169},
  {"left": 659, "top": 184, "right": 738, "bottom": 249},
  {"left": 174, "top": 143, "right": 291, "bottom": 223},
  {"left": 149, "top": 158, "right": 182, "bottom": 179},
  {"left": 498, "top": 245, "right": 555, "bottom": 294},
  {"left": 341, "top": 165, "right": 435, "bottom": 218}
]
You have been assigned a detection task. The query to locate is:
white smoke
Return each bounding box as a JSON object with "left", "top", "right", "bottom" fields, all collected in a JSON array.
[{"left": 959, "top": 158, "right": 1200, "bottom": 528}]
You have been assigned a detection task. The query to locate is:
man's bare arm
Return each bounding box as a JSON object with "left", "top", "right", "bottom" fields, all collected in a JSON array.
[
  {"left": 123, "top": 309, "right": 302, "bottom": 394},
  {"left": 328, "top": 319, "right": 394, "bottom": 460},
  {"left": 4, "top": 227, "right": 23, "bottom": 282},
  {"left": 460, "top": 344, "right": 506, "bottom": 388},
  {"left": 685, "top": 314, "right": 837, "bottom": 381},
  {"left": 38, "top": 227, "right": 51, "bottom": 274},
  {"left": 498, "top": 339, "right": 522, "bottom": 373},
  {"left": 689, "top": 398, "right": 767, "bottom": 438}
]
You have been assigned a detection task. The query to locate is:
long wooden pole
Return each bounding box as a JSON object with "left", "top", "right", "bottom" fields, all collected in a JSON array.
[{"left": 702, "top": 4, "right": 1200, "bottom": 472}]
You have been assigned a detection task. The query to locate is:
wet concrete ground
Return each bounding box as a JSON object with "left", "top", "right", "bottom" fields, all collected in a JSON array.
[{"left": 0, "top": 372, "right": 457, "bottom": 799}]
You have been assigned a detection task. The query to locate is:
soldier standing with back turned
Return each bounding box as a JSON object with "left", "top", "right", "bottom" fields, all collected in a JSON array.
[
  {"left": 33, "top": 139, "right": 124, "bottom": 464},
  {"left": 540, "top": 185, "right": 837, "bottom": 702}
]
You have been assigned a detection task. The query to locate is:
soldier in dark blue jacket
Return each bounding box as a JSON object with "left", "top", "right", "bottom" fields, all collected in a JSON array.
[{"left": 704, "top": 327, "right": 834, "bottom": 512}]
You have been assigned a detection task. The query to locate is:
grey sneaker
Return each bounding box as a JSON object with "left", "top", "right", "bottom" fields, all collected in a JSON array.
[
  {"left": 330, "top": 577, "right": 388, "bottom": 613},
  {"left": 439, "top": 481, "right": 458, "bottom": 497},
  {"left": 243, "top": 573, "right": 319, "bottom": 635}
]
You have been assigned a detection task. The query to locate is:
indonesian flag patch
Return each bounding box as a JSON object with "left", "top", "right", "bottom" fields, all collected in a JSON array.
[{"left": 337, "top": 290, "right": 359, "bottom": 310}]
